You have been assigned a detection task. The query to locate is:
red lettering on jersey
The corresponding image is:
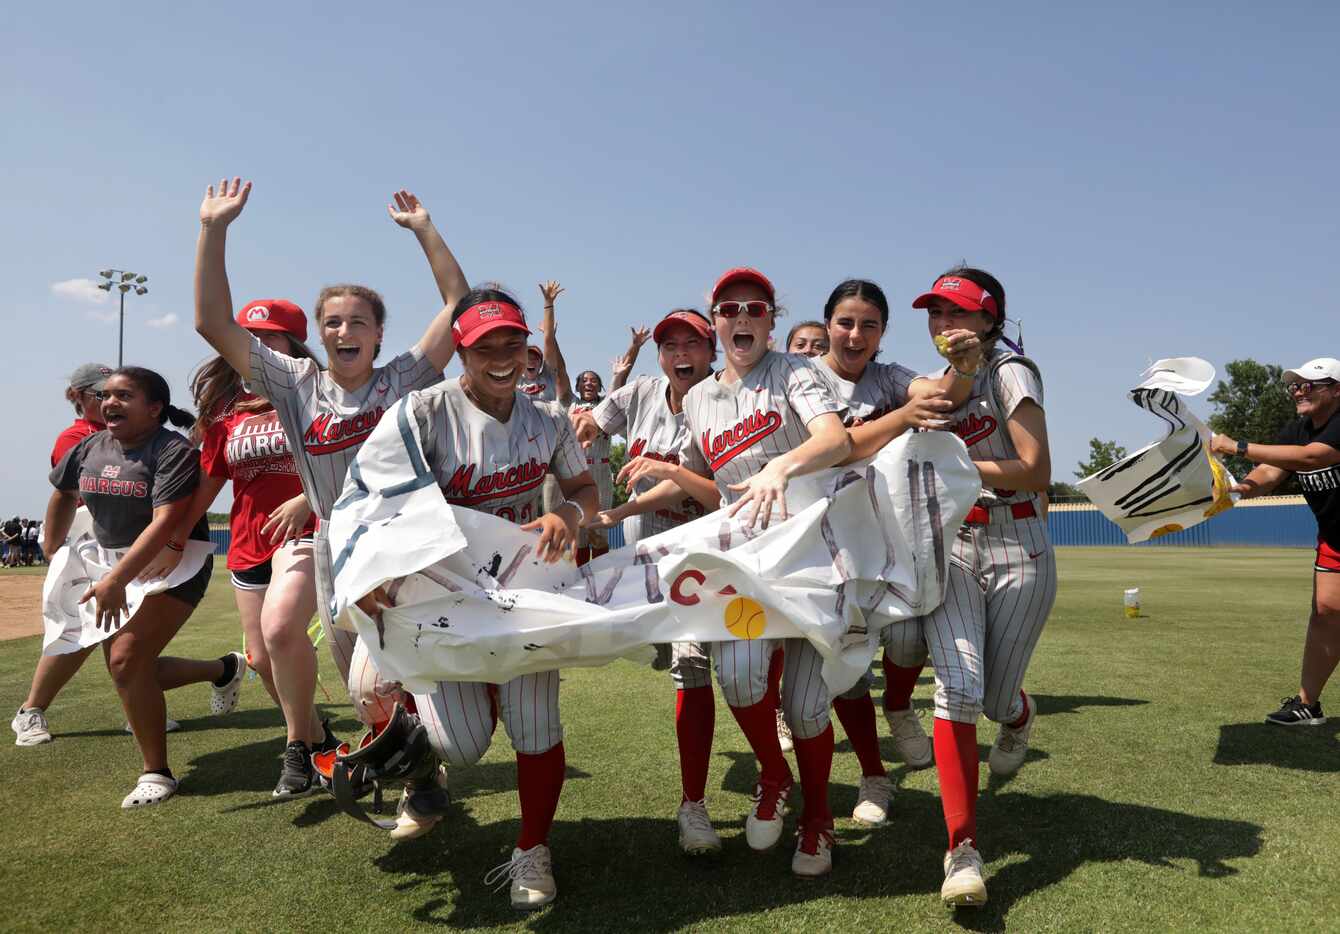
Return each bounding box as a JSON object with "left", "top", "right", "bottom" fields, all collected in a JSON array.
[
  {"left": 952, "top": 413, "right": 997, "bottom": 447},
  {"left": 303, "top": 408, "right": 386, "bottom": 455},
  {"left": 700, "top": 409, "right": 782, "bottom": 472},
  {"left": 628, "top": 437, "right": 681, "bottom": 466},
  {"left": 521, "top": 383, "right": 546, "bottom": 396},
  {"left": 443, "top": 458, "right": 549, "bottom": 506}
]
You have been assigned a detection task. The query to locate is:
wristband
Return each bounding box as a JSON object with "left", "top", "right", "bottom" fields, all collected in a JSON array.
[
  {"left": 1236, "top": 439, "right": 1249, "bottom": 457},
  {"left": 166, "top": 540, "right": 185, "bottom": 553},
  {"left": 559, "top": 499, "right": 587, "bottom": 525},
  {"left": 951, "top": 366, "right": 977, "bottom": 380}
]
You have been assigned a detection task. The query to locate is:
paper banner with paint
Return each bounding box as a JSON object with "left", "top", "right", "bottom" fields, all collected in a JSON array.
[
  {"left": 1077, "top": 357, "right": 1237, "bottom": 543},
  {"left": 42, "top": 507, "right": 215, "bottom": 655},
  {"left": 328, "top": 397, "right": 981, "bottom": 695}
]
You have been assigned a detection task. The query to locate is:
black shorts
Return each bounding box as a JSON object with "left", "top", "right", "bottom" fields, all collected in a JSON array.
[
  {"left": 230, "top": 559, "right": 272, "bottom": 591},
  {"left": 163, "top": 555, "right": 213, "bottom": 608}
]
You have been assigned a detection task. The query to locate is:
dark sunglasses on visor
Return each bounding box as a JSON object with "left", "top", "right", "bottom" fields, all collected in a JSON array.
[
  {"left": 1287, "top": 379, "right": 1337, "bottom": 395},
  {"left": 712, "top": 301, "right": 773, "bottom": 319}
]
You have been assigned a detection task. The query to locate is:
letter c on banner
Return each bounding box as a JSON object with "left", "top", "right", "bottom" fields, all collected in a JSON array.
[{"left": 670, "top": 569, "right": 706, "bottom": 606}]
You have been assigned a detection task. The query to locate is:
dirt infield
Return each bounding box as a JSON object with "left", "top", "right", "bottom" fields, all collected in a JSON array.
[{"left": 0, "top": 575, "right": 44, "bottom": 640}]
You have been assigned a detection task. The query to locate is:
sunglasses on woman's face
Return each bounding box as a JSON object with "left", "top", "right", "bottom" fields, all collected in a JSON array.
[
  {"left": 712, "top": 301, "right": 773, "bottom": 319},
  {"left": 1287, "top": 380, "right": 1337, "bottom": 396},
  {"left": 84, "top": 389, "right": 109, "bottom": 401}
]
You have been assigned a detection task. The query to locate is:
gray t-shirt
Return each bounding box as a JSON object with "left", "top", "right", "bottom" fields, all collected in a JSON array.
[{"left": 50, "top": 427, "right": 209, "bottom": 549}]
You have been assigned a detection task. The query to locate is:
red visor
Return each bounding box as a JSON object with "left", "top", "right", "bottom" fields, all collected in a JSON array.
[
  {"left": 237, "top": 299, "right": 308, "bottom": 342},
  {"left": 452, "top": 301, "right": 531, "bottom": 348},
  {"left": 911, "top": 276, "right": 1000, "bottom": 319},
  {"left": 711, "top": 267, "right": 775, "bottom": 304},
  {"left": 653, "top": 310, "right": 716, "bottom": 347}
]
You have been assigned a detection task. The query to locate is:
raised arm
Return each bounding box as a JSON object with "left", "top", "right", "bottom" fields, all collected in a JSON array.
[
  {"left": 388, "top": 189, "right": 469, "bottom": 371},
  {"left": 610, "top": 326, "right": 651, "bottom": 392},
  {"left": 195, "top": 178, "right": 258, "bottom": 379},
  {"left": 539, "top": 281, "right": 573, "bottom": 404}
]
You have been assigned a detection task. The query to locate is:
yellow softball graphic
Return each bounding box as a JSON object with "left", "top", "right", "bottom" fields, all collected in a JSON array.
[{"left": 723, "top": 596, "right": 767, "bottom": 640}]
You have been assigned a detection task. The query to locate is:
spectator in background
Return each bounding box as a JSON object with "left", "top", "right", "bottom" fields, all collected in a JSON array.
[{"left": 785, "top": 320, "right": 829, "bottom": 358}]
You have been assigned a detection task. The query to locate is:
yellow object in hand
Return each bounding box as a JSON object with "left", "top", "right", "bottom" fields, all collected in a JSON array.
[{"left": 934, "top": 334, "right": 952, "bottom": 357}]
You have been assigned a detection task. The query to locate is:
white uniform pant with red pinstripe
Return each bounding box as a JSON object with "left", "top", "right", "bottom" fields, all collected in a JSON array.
[
  {"left": 907, "top": 513, "right": 1057, "bottom": 724},
  {"left": 707, "top": 636, "right": 830, "bottom": 738}
]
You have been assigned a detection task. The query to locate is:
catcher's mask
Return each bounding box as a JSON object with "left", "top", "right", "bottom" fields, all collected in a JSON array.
[{"left": 315, "top": 703, "right": 439, "bottom": 830}]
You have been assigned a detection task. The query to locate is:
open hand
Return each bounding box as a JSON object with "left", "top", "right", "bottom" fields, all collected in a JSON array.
[
  {"left": 617, "top": 455, "right": 676, "bottom": 489},
  {"left": 900, "top": 391, "right": 955, "bottom": 431},
  {"left": 522, "top": 510, "right": 578, "bottom": 563},
  {"left": 200, "top": 177, "right": 252, "bottom": 227},
  {"left": 571, "top": 408, "right": 601, "bottom": 449},
  {"left": 727, "top": 462, "right": 790, "bottom": 530},
  {"left": 387, "top": 189, "right": 431, "bottom": 231},
  {"left": 539, "top": 281, "right": 565, "bottom": 306},
  {"left": 136, "top": 545, "right": 183, "bottom": 584},
  {"left": 81, "top": 577, "right": 129, "bottom": 631},
  {"left": 261, "top": 494, "right": 313, "bottom": 546}
]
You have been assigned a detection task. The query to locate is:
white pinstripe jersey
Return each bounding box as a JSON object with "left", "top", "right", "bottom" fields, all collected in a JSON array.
[
  {"left": 247, "top": 336, "right": 440, "bottom": 519},
  {"left": 593, "top": 375, "right": 708, "bottom": 537},
  {"left": 518, "top": 363, "right": 572, "bottom": 406},
  {"left": 568, "top": 399, "right": 613, "bottom": 504},
  {"left": 409, "top": 378, "right": 587, "bottom": 524},
  {"left": 818, "top": 357, "right": 917, "bottom": 426},
  {"left": 923, "top": 348, "right": 1044, "bottom": 508},
  {"left": 679, "top": 351, "right": 845, "bottom": 506}
]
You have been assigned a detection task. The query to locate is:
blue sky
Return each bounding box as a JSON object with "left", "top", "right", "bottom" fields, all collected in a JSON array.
[{"left": 3, "top": 1, "right": 1337, "bottom": 516}]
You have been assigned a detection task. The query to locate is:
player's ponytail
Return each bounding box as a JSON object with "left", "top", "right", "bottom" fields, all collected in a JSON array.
[{"left": 112, "top": 366, "right": 196, "bottom": 429}]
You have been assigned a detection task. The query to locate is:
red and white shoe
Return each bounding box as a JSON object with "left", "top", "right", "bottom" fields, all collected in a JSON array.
[
  {"left": 792, "top": 820, "right": 835, "bottom": 878},
  {"left": 745, "top": 776, "right": 793, "bottom": 851}
]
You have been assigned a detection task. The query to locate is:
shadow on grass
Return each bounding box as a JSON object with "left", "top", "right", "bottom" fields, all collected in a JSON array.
[
  {"left": 1213, "top": 721, "right": 1340, "bottom": 773},
  {"left": 363, "top": 778, "right": 1261, "bottom": 931}
]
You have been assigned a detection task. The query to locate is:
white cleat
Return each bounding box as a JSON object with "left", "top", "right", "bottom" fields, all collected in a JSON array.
[
  {"left": 884, "top": 708, "right": 933, "bottom": 768},
  {"left": 776, "top": 708, "right": 794, "bottom": 753},
  {"left": 744, "top": 777, "right": 792, "bottom": 851},
  {"left": 941, "top": 839, "right": 988, "bottom": 907},
  {"left": 484, "top": 844, "right": 557, "bottom": 910},
  {"left": 209, "top": 652, "right": 248, "bottom": 716},
  {"left": 989, "top": 692, "right": 1035, "bottom": 777},
  {"left": 677, "top": 799, "right": 723, "bottom": 855},
  {"left": 851, "top": 775, "right": 893, "bottom": 826},
  {"left": 791, "top": 821, "right": 836, "bottom": 878},
  {"left": 12, "top": 707, "right": 52, "bottom": 746}
]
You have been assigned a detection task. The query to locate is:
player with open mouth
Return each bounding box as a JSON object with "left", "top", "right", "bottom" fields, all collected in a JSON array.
[{"left": 607, "top": 268, "right": 852, "bottom": 877}]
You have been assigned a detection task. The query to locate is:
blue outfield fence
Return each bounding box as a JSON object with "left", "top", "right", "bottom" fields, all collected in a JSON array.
[{"left": 208, "top": 497, "right": 1311, "bottom": 555}]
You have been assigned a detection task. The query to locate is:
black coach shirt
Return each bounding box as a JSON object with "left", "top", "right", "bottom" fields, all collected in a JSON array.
[
  {"left": 49, "top": 427, "right": 210, "bottom": 550},
  {"left": 1276, "top": 410, "right": 1340, "bottom": 548}
]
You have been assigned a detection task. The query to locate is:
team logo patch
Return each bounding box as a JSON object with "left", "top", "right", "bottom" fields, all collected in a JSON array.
[
  {"left": 246, "top": 306, "right": 270, "bottom": 322},
  {"left": 939, "top": 278, "right": 963, "bottom": 291},
  {"left": 476, "top": 304, "right": 503, "bottom": 319},
  {"left": 101, "top": 465, "right": 121, "bottom": 479}
]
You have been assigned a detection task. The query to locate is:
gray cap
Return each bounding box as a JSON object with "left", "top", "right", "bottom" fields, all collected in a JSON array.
[{"left": 69, "top": 363, "right": 113, "bottom": 391}]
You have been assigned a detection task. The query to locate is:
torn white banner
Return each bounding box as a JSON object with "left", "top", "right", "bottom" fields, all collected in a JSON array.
[
  {"left": 1078, "top": 357, "right": 1237, "bottom": 543},
  {"left": 43, "top": 507, "right": 215, "bottom": 655},
  {"left": 328, "top": 398, "right": 980, "bottom": 695}
]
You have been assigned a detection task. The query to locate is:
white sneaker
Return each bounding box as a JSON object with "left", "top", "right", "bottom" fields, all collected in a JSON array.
[
  {"left": 941, "top": 839, "right": 988, "bottom": 907},
  {"left": 12, "top": 707, "right": 52, "bottom": 746},
  {"left": 851, "top": 775, "right": 893, "bottom": 826},
  {"left": 484, "top": 844, "right": 557, "bottom": 910},
  {"left": 125, "top": 718, "right": 181, "bottom": 734},
  {"left": 884, "top": 708, "right": 933, "bottom": 768},
  {"left": 677, "top": 799, "right": 723, "bottom": 855},
  {"left": 209, "top": 652, "right": 247, "bottom": 716},
  {"left": 744, "top": 777, "right": 792, "bottom": 851},
  {"left": 791, "top": 821, "right": 836, "bottom": 878},
  {"left": 989, "top": 692, "right": 1035, "bottom": 777},
  {"left": 776, "top": 708, "right": 794, "bottom": 753}
]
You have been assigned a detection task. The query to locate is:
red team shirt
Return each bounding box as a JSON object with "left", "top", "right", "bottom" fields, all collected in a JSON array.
[
  {"left": 51, "top": 417, "right": 102, "bottom": 467},
  {"left": 200, "top": 396, "right": 318, "bottom": 570}
]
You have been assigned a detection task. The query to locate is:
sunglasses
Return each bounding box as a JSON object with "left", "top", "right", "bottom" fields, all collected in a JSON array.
[
  {"left": 1287, "top": 380, "right": 1337, "bottom": 396},
  {"left": 84, "top": 389, "right": 109, "bottom": 400},
  {"left": 712, "top": 301, "right": 773, "bottom": 319}
]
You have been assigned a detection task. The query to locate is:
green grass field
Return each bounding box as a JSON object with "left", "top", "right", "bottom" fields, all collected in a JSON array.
[{"left": 2, "top": 548, "right": 1337, "bottom": 933}]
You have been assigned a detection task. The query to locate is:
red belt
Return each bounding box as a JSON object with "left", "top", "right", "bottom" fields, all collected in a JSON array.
[
  {"left": 587, "top": 458, "right": 610, "bottom": 465},
  {"left": 964, "top": 501, "right": 1037, "bottom": 526}
]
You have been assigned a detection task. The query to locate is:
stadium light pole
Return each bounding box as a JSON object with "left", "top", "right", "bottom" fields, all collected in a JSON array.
[{"left": 96, "top": 269, "right": 149, "bottom": 367}]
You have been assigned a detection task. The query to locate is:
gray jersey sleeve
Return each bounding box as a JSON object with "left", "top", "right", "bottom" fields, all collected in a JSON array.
[
  {"left": 878, "top": 363, "right": 917, "bottom": 409},
  {"left": 550, "top": 408, "right": 588, "bottom": 481},
  {"left": 389, "top": 343, "right": 442, "bottom": 394},
  {"left": 593, "top": 379, "right": 637, "bottom": 437},
  {"left": 783, "top": 355, "right": 846, "bottom": 425},
  {"left": 993, "top": 360, "right": 1044, "bottom": 418},
  {"left": 247, "top": 335, "right": 319, "bottom": 403}
]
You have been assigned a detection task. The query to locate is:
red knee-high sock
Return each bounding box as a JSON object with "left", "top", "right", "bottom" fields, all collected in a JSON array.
[
  {"left": 728, "top": 649, "right": 791, "bottom": 785},
  {"left": 676, "top": 686, "right": 715, "bottom": 802},
  {"left": 792, "top": 724, "right": 835, "bottom": 824},
  {"left": 516, "top": 743, "right": 566, "bottom": 850},
  {"left": 1008, "top": 690, "right": 1030, "bottom": 729},
  {"left": 832, "top": 693, "right": 886, "bottom": 778},
  {"left": 882, "top": 651, "right": 924, "bottom": 712},
  {"left": 933, "top": 718, "right": 978, "bottom": 849}
]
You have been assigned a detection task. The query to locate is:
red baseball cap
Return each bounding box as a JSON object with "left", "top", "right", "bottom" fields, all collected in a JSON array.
[
  {"left": 237, "top": 299, "right": 308, "bottom": 341},
  {"left": 711, "top": 267, "right": 775, "bottom": 304},
  {"left": 653, "top": 309, "right": 716, "bottom": 347},
  {"left": 911, "top": 276, "right": 1000, "bottom": 319},
  {"left": 452, "top": 300, "right": 531, "bottom": 348}
]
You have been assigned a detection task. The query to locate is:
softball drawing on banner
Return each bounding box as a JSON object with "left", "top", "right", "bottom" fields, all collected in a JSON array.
[{"left": 724, "top": 595, "right": 767, "bottom": 639}]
